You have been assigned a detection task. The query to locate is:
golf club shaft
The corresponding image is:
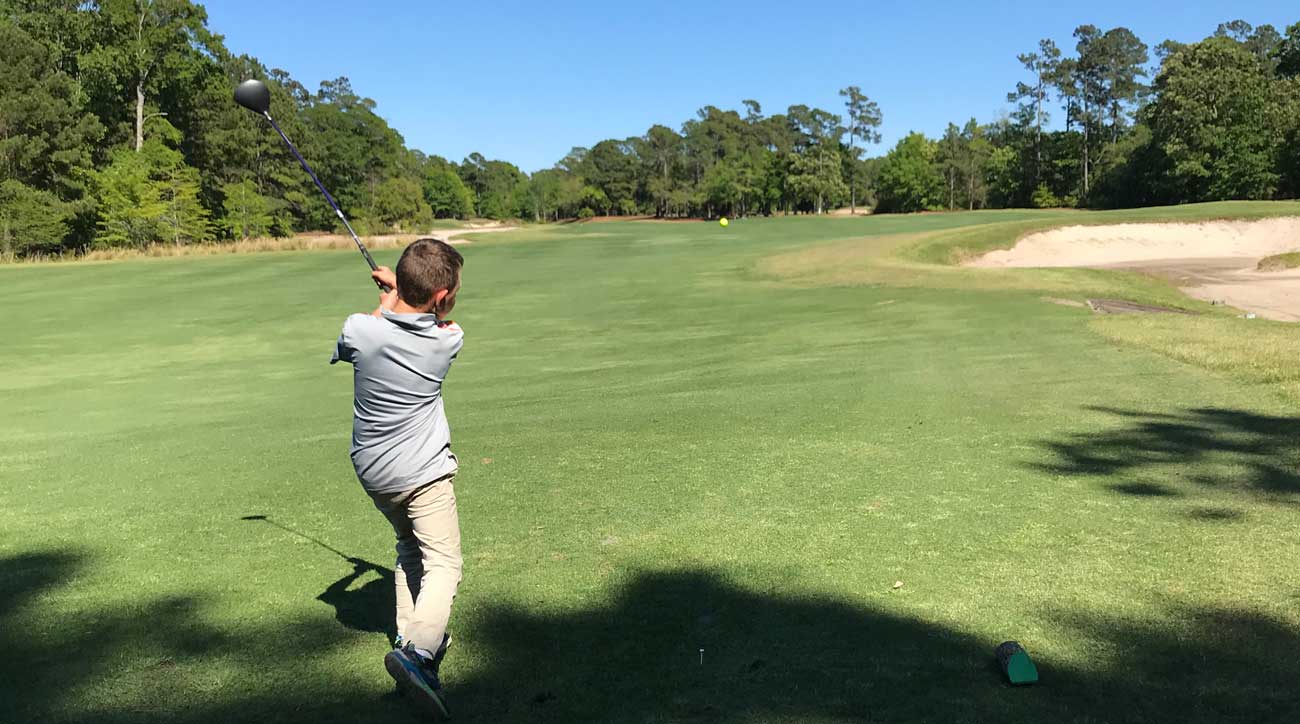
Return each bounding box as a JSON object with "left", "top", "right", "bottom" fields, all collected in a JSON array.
[
  {"left": 258, "top": 516, "right": 351, "bottom": 561},
  {"left": 262, "top": 111, "right": 389, "bottom": 292}
]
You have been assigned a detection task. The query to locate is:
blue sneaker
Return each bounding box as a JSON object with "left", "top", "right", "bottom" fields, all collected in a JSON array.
[
  {"left": 393, "top": 632, "right": 448, "bottom": 655},
  {"left": 385, "top": 643, "right": 450, "bottom": 719}
]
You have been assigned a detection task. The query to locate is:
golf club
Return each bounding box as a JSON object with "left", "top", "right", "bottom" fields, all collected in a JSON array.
[
  {"left": 240, "top": 514, "right": 352, "bottom": 561},
  {"left": 233, "top": 79, "right": 389, "bottom": 292}
]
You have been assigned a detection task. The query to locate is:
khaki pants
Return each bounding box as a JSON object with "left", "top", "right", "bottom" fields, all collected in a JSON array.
[{"left": 369, "top": 476, "right": 462, "bottom": 657}]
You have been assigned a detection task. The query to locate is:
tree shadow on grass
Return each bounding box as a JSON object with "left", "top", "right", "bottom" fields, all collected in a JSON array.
[
  {"left": 0, "top": 549, "right": 413, "bottom": 724},
  {"left": 5, "top": 553, "right": 1300, "bottom": 723},
  {"left": 1045, "top": 602, "right": 1300, "bottom": 723},
  {"left": 1031, "top": 406, "right": 1300, "bottom": 510},
  {"left": 447, "top": 569, "right": 1300, "bottom": 724}
]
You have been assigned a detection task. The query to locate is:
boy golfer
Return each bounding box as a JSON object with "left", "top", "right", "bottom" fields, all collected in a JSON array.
[{"left": 330, "top": 238, "right": 465, "bottom": 718}]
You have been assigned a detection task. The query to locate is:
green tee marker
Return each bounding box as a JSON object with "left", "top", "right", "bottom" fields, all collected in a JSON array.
[{"left": 995, "top": 641, "right": 1039, "bottom": 685}]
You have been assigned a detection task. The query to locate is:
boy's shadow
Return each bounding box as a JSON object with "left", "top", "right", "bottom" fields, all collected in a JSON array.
[
  {"left": 240, "top": 515, "right": 397, "bottom": 643},
  {"left": 316, "top": 556, "right": 397, "bottom": 643}
]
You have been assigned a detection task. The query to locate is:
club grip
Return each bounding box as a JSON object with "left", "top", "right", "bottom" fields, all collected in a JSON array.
[{"left": 358, "top": 245, "right": 390, "bottom": 291}]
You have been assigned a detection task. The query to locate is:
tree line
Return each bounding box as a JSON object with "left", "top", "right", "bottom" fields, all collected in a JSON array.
[
  {"left": 1, "top": 0, "right": 485, "bottom": 257},
  {"left": 886, "top": 20, "right": 1300, "bottom": 213},
  {"left": 2, "top": 2, "right": 1298, "bottom": 258}
]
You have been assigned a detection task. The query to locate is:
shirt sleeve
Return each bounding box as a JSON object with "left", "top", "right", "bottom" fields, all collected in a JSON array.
[
  {"left": 445, "top": 322, "right": 465, "bottom": 362},
  {"left": 330, "top": 315, "right": 361, "bottom": 365}
]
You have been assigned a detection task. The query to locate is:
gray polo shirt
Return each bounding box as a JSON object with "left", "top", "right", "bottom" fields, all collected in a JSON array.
[{"left": 330, "top": 310, "right": 464, "bottom": 495}]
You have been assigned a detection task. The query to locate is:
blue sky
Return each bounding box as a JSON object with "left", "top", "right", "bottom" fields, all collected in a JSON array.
[{"left": 205, "top": 1, "right": 1296, "bottom": 173}]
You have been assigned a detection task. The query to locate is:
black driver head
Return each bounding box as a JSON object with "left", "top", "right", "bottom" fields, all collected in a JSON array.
[{"left": 234, "top": 79, "right": 271, "bottom": 114}]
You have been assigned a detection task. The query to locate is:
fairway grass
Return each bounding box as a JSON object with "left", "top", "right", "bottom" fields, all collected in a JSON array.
[{"left": 3, "top": 206, "right": 1300, "bottom": 723}]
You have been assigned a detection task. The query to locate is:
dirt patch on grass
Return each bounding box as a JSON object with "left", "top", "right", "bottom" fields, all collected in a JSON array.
[
  {"left": 1085, "top": 298, "right": 1196, "bottom": 315},
  {"left": 1042, "top": 296, "right": 1087, "bottom": 308}
]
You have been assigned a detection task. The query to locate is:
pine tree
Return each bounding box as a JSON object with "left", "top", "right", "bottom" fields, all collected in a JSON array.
[{"left": 220, "top": 180, "right": 274, "bottom": 240}]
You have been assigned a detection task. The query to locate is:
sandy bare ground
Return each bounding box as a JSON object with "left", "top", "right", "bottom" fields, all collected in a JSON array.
[
  {"left": 1101, "top": 258, "right": 1300, "bottom": 322},
  {"left": 427, "top": 223, "right": 516, "bottom": 243},
  {"left": 966, "top": 218, "right": 1300, "bottom": 321}
]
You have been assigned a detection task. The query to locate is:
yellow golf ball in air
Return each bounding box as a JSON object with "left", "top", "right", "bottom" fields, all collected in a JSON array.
[{"left": 720, "top": 217, "right": 729, "bottom": 227}]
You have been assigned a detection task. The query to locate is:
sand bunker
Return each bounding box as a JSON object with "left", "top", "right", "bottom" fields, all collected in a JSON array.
[
  {"left": 970, "top": 218, "right": 1300, "bottom": 268},
  {"left": 428, "top": 223, "right": 516, "bottom": 244},
  {"left": 966, "top": 218, "right": 1300, "bottom": 321}
]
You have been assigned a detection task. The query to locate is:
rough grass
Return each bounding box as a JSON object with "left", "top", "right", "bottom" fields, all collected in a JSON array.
[
  {"left": 1256, "top": 251, "right": 1300, "bottom": 271},
  {"left": 3, "top": 207, "right": 1300, "bottom": 723},
  {"left": 1, "top": 219, "right": 497, "bottom": 265},
  {"left": 1092, "top": 314, "right": 1300, "bottom": 400},
  {"left": 6, "top": 233, "right": 427, "bottom": 265}
]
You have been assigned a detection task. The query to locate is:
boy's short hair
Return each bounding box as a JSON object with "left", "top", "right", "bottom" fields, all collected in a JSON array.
[{"left": 397, "top": 238, "right": 464, "bottom": 307}]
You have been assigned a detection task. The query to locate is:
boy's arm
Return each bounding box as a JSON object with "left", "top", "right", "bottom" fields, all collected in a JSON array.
[
  {"left": 371, "top": 267, "right": 398, "bottom": 317},
  {"left": 332, "top": 267, "right": 399, "bottom": 364},
  {"left": 330, "top": 316, "right": 358, "bottom": 365}
]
